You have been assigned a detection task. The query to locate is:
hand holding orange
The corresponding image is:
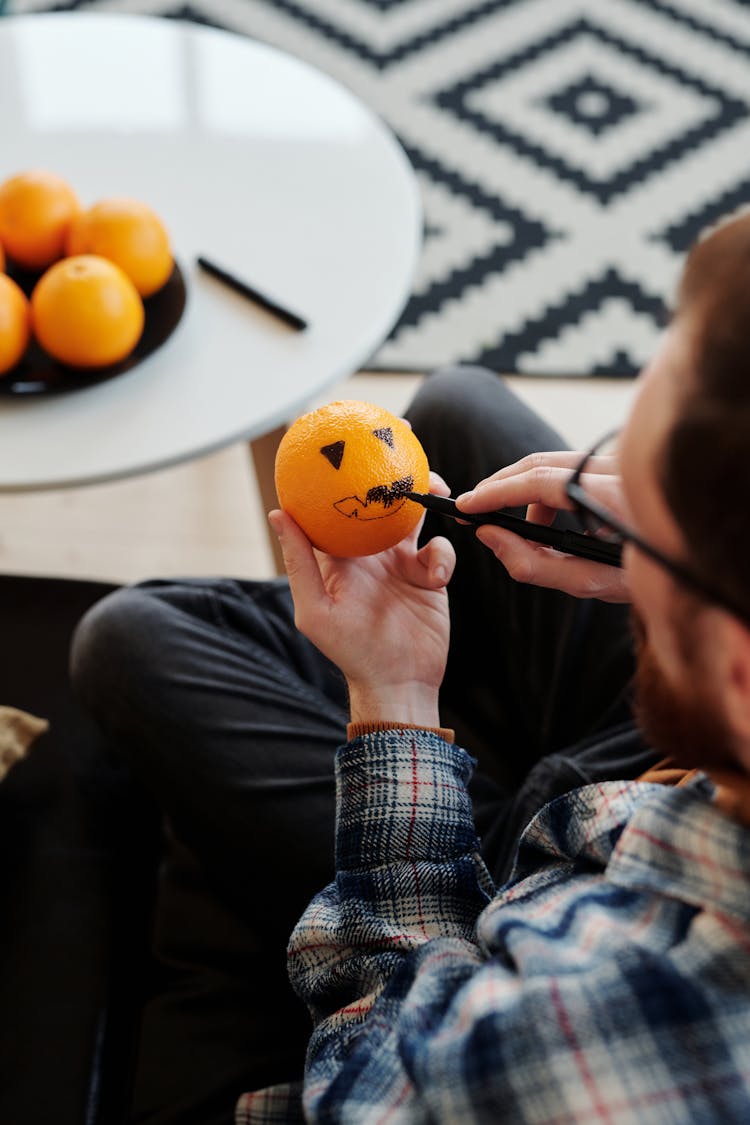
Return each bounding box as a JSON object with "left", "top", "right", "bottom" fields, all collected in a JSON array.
[{"left": 274, "top": 400, "right": 430, "bottom": 557}]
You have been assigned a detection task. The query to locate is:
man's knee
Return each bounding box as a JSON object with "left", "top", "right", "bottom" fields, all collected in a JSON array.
[
  {"left": 70, "top": 585, "right": 170, "bottom": 716},
  {"left": 407, "top": 365, "right": 566, "bottom": 485},
  {"left": 407, "top": 364, "right": 509, "bottom": 430},
  {"left": 406, "top": 365, "right": 537, "bottom": 488}
]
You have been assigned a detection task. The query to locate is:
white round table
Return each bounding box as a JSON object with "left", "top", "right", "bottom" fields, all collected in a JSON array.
[{"left": 0, "top": 12, "right": 421, "bottom": 494}]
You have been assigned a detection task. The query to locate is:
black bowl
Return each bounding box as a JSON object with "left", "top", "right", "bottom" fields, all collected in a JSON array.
[{"left": 0, "top": 258, "right": 187, "bottom": 396}]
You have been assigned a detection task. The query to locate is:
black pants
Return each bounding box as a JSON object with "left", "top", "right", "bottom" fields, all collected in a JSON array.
[{"left": 71, "top": 366, "right": 655, "bottom": 1124}]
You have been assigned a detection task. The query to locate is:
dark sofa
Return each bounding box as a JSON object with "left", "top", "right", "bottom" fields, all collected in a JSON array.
[{"left": 0, "top": 574, "right": 161, "bottom": 1125}]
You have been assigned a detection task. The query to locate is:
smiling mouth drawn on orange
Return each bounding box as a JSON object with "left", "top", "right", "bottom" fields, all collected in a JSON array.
[{"left": 333, "top": 476, "right": 415, "bottom": 521}]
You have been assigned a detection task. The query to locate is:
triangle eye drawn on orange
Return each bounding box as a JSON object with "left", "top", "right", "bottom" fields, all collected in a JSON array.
[
  {"left": 320, "top": 441, "right": 345, "bottom": 470},
  {"left": 373, "top": 427, "right": 394, "bottom": 447}
]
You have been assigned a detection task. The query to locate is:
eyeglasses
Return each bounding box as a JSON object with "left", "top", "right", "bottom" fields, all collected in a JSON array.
[{"left": 565, "top": 430, "right": 750, "bottom": 624}]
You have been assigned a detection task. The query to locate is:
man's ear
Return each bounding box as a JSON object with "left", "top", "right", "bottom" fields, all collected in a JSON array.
[{"left": 718, "top": 614, "right": 750, "bottom": 744}]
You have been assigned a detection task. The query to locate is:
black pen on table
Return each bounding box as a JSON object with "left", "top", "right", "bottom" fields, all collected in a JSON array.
[
  {"left": 196, "top": 255, "right": 308, "bottom": 332},
  {"left": 406, "top": 492, "right": 623, "bottom": 568}
]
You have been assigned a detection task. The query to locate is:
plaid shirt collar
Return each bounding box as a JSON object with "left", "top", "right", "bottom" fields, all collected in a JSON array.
[
  {"left": 514, "top": 772, "right": 750, "bottom": 924},
  {"left": 605, "top": 778, "right": 750, "bottom": 924}
]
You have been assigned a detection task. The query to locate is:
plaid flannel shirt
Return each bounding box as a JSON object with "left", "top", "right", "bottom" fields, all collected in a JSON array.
[{"left": 236, "top": 730, "right": 750, "bottom": 1124}]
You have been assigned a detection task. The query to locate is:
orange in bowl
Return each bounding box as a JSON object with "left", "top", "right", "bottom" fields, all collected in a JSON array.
[
  {"left": 0, "top": 170, "right": 80, "bottom": 271},
  {"left": 274, "top": 400, "right": 430, "bottom": 557},
  {"left": 31, "top": 254, "right": 145, "bottom": 369},
  {"left": 66, "top": 197, "right": 173, "bottom": 297},
  {"left": 0, "top": 273, "right": 32, "bottom": 376}
]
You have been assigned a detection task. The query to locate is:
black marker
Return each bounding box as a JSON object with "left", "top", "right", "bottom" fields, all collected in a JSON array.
[
  {"left": 196, "top": 255, "right": 308, "bottom": 331},
  {"left": 406, "top": 492, "right": 622, "bottom": 568}
]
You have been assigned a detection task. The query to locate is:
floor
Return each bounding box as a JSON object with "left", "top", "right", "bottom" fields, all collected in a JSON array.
[{"left": 0, "top": 370, "right": 638, "bottom": 585}]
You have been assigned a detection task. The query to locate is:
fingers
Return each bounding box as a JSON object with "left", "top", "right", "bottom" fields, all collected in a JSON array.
[
  {"left": 475, "top": 450, "right": 616, "bottom": 487},
  {"left": 474, "top": 525, "right": 630, "bottom": 602},
  {"left": 457, "top": 459, "right": 622, "bottom": 521},
  {"left": 413, "top": 535, "right": 456, "bottom": 589},
  {"left": 270, "top": 507, "right": 455, "bottom": 597},
  {"left": 457, "top": 463, "right": 577, "bottom": 517},
  {"left": 428, "top": 470, "right": 451, "bottom": 497},
  {"left": 525, "top": 502, "right": 558, "bottom": 526},
  {"left": 267, "top": 510, "right": 327, "bottom": 615}
]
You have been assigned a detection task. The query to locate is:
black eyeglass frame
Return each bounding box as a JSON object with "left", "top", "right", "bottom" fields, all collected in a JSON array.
[{"left": 564, "top": 429, "right": 750, "bottom": 625}]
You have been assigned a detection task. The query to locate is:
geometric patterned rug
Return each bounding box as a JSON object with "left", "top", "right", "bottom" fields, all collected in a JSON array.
[{"left": 8, "top": 0, "right": 750, "bottom": 376}]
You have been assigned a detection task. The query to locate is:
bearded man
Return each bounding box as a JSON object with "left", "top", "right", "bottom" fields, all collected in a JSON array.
[{"left": 73, "top": 214, "right": 750, "bottom": 1123}]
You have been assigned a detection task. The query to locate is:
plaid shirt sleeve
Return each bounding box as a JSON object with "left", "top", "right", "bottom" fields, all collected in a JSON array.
[{"left": 278, "top": 728, "right": 750, "bottom": 1124}]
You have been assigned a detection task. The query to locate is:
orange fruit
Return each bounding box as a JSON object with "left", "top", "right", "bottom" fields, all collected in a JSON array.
[
  {"left": 0, "top": 239, "right": 5, "bottom": 273},
  {"left": 0, "top": 170, "right": 80, "bottom": 271},
  {"left": 31, "top": 254, "right": 144, "bottom": 369},
  {"left": 66, "top": 198, "right": 173, "bottom": 297},
  {"left": 274, "top": 400, "right": 430, "bottom": 557},
  {"left": 0, "top": 273, "right": 32, "bottom": 375}
]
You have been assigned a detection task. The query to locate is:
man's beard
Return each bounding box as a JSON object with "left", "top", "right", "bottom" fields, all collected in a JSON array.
[{"left": 631, "top": 609, "right": 738, "bottom": 771}]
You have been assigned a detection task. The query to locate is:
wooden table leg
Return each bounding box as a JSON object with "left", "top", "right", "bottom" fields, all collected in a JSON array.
[{"left": 248, "top": 424, "right": 288, "bottom": 575}]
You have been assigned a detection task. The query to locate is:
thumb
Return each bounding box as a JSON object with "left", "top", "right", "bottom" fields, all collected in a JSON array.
[
  {"left": 415, "top": 535, "right": 456, "bottom": 589},
  {"left": 268, "top": 510, "right": 327, "bottom": 604}
]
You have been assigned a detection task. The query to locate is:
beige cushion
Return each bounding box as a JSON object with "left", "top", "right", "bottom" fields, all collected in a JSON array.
[{"left": 0, "top": 706, "right": 49, "bottom": 781}]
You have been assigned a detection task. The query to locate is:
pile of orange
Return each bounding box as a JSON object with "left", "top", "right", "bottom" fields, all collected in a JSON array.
[
  {"left": 0, "top": 169, "right": 173, "bottom": 375},
  {"left": 275, "top": 400, "right": 430, "bottom": 557}
]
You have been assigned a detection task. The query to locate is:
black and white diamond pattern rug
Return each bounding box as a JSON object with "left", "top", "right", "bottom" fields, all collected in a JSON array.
[{"left": 8, "top": 0, "right": 750, "bottom": 376}]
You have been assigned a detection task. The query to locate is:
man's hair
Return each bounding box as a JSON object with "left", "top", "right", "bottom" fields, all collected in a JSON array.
[{"left": 661, "top": 212, "right": 750, "bottom": 620}]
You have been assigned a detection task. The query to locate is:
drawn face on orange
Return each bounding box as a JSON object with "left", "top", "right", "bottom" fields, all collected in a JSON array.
[
  {"left": 321, "top": 426, "right": 416, "bottom": 521},
  {"left": 274, "top": 401, "right": 431, "bottom": 557}
]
